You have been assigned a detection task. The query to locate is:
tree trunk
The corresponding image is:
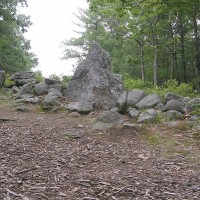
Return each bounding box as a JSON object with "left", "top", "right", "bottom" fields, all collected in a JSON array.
[
  {"left": 141, "top": 44, "right": 145, "bottom": 81},
  {"left": 168, "top": 21, "right": 178, "bottom": 79},
  {"left": 135, "top": 38, "right": 145, "bottom": 81},
  {"left": 179, "top": 15, "right": 187, "bottom": 83},
  {"left": 154, "top": 47, "right": 158, "bottom": 85},
  {"left": 193, "top": 14, "right": 200, "bottom": 93}
]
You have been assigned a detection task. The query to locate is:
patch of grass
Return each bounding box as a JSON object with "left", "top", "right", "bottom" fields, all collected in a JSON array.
[
  {"left": 143, "top": 134, "right": 160, "bottom": 145},
  {"left": 175, "top": 121, "right": 193, "bottom": 131}
]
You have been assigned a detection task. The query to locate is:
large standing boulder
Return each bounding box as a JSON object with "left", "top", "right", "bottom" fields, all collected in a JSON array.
[{"left": 64, "top": 43, "right": 123, "bottom": 110}]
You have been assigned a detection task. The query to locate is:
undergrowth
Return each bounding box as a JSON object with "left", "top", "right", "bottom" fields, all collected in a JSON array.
[{"left": 124, "top": 78, "right": 199, "bottom": 98}]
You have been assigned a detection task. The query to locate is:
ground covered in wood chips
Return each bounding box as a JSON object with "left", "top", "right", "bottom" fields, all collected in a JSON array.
[{"left": 0, "top": 96, "right": 200, "bottom": 200}]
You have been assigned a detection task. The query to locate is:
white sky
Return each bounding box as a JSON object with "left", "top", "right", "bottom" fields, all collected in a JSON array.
[{"left": 20, "top": 0, "right": 88, "bottom": 77}]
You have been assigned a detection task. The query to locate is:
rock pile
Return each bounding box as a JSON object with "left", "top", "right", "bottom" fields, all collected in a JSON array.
[{"left": 0, "top": 43, "right": 199, "bottom": 130}]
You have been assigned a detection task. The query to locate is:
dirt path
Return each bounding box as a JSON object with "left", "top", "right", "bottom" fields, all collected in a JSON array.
[{"left": 0, "top": 100, "right": 200, "bottom": 199}]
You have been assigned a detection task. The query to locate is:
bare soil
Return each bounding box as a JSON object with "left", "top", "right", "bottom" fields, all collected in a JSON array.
[{"left": 0, "top": 95, "right": 200, "bottom": 200}]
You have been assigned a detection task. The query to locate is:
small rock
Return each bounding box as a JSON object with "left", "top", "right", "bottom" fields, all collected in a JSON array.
[
  {"left": 93, "top": 122, "right": 114, "bottom": 130},
  {"left": 163, "top": 121, "right": 181, "bottom": 128},
  {"left": 123, "top": 123, "right": 142, "bottom": 131},
  {"left": 110, "top": 107, "right": 119, "bottom": 112},
  {"left": 63, "top": 129, "right": 86, "bottom": 139},
  {"left": 77, "top": 124, "right": 84, "bottom": 128},
  {"left": 68, "top": 112, "right": 81, "bottom": 117},
  {"left": 15, "top": 105, "right": 29, "bottom": 112}
]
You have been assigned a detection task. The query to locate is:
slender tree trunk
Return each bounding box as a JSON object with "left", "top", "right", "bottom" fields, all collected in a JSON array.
[
  {"left": 135, "top": 38, "right": 145, "bottom": 81},
  {"left": 193, "top": 14, "right": 200, "bottom": 93},
  {"left": 179, "top": 15, "right": 187, "bottom": 83},
  {"left": 169, "top": 23, "right": 177, "bottom": 79},
  {"left": 151, "top": 23, "right": 158, "bottom": 85},
  {"left": 141, "top": 44, "right": 145, "bottom": 81},
  {"left": 154, "top": 47, "right": 158, "bottom": 85}
]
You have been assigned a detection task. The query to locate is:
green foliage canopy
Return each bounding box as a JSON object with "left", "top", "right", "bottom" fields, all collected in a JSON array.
[{"left": 0, "top": 0, "right": 38, "bottom": 73}]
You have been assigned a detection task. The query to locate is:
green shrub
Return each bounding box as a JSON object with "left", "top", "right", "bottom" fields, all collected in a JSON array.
[
  {"left": 48, "top": 73, "right": 71, "bottom": 90},
  {"left": 34, "top": 70, "right": 44, "bottom": 82},
  {"left": 3, "top": 73, "right": 14, "bottom": 87},
  {"left": 123, "top": 78, "right": 199, "bottom": 98}
]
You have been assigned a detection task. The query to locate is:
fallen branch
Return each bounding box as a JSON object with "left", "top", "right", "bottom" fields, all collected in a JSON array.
[
  {"left": 108, "top": 185, "right": 133, "bottom": 197},
  {"left": 0, "top": 118, "right": 17, "bottom": 122},
  {"left": 5, "top": 188, "right": 22, "bottom": 197}
]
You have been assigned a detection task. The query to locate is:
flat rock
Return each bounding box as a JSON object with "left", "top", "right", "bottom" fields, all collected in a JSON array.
[
  {"left": 63, "top": 129, "right": 86, "bottom": 139},
  {"left": 92, "top": 122, "right": 114, "bottom": 131}
]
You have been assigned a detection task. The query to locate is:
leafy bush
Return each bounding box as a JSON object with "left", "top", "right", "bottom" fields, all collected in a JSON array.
[
  {"left": 3, "top": 73, "right": 14, "bottom": 87},
  {"left": 123, "top": 78, "right": 199, "bottom": 98},
  {"left": 34, "top": 70, "right": 44, "bottom": 82},
  {"left": 48, "top": 73, "right": 71, "bottom": 90}
]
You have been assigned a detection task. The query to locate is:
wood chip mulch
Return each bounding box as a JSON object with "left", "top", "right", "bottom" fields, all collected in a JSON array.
[{"left": 0, "top": 107, "right": 200, "bottom": 200}]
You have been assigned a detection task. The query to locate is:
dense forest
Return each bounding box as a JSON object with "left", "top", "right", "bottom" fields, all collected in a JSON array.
[
  {"left": 63, "top": 0, "right": 200, "bottom": 93},
  {"left": 0, "top": 0, "right": 37, "bottom": 73}
]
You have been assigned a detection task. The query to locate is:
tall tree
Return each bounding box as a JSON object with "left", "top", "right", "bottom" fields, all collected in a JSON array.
[{"left": 0, "top": 0, "right": 38, "bottom": 73}]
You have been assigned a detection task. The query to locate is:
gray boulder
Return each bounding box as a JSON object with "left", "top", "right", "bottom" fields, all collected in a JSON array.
[
  {"left": 137, "top": 109, "right": 157, "bottom": 123},
  {"left": 0, "top": 70, "right": 5, "bottom": 87},
  {"left": 165, "top": 92, "right": 183, "bottom": 102},
  {"left": 48, "top": 88, "right": 62, "bottom": 97},
  {"left": 49, "top": 84, "right": 62, "bottom": 91},
  {"left": 16, "top": 83, "right": 34, "bottom": 98},
  {"left": 10, "top": 71, "right": 35, "bottom": 86},
  {"left": 127, "top": 89, "right": 145, "bottom": 107},
  {"left": 42, "top": 95, "right": 59, "bottom": 106},
  {"left": 95, "top": 110, "right": 124, "bottom": 125},
  {"left": 34, "top": 81, "right": 50, "bottom": 95},
  {"left": 15, "top": 95, "right": 40, "bottom": 104},
  {"left": 186, "top": 98, "right": 200, "bottom": 113},
  {"left": 164, "top": 110, "right": 184, "bottom": 120},
  {"left": 154, "top": 102, "right": 166, "bottom": 111},
  {"left": 65, "top": 43, "right": 123, "bottom": 110},
  {"left": 93, "top": 110, "right": 124, "bottom": 130},
  {"left": 41, "top": 88, "right": 63, "bottom": 106},
  {"left": 129, "top": 108, "right": 139, "bottom": 118},
  {"left": 116, "top": 91, "right": 128, "bottom": 113},
  {"left": 45, "top": 78, "right": 61, "bottom": 85},
  {"left": 136, "top": 94, "right": 161, "bottom": 109},
  {"left": 65, "top": 101, "right": 94, "bottom": 114},
  {"left": 165, "top": 99, "right": 185, "bottom": 113}
]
